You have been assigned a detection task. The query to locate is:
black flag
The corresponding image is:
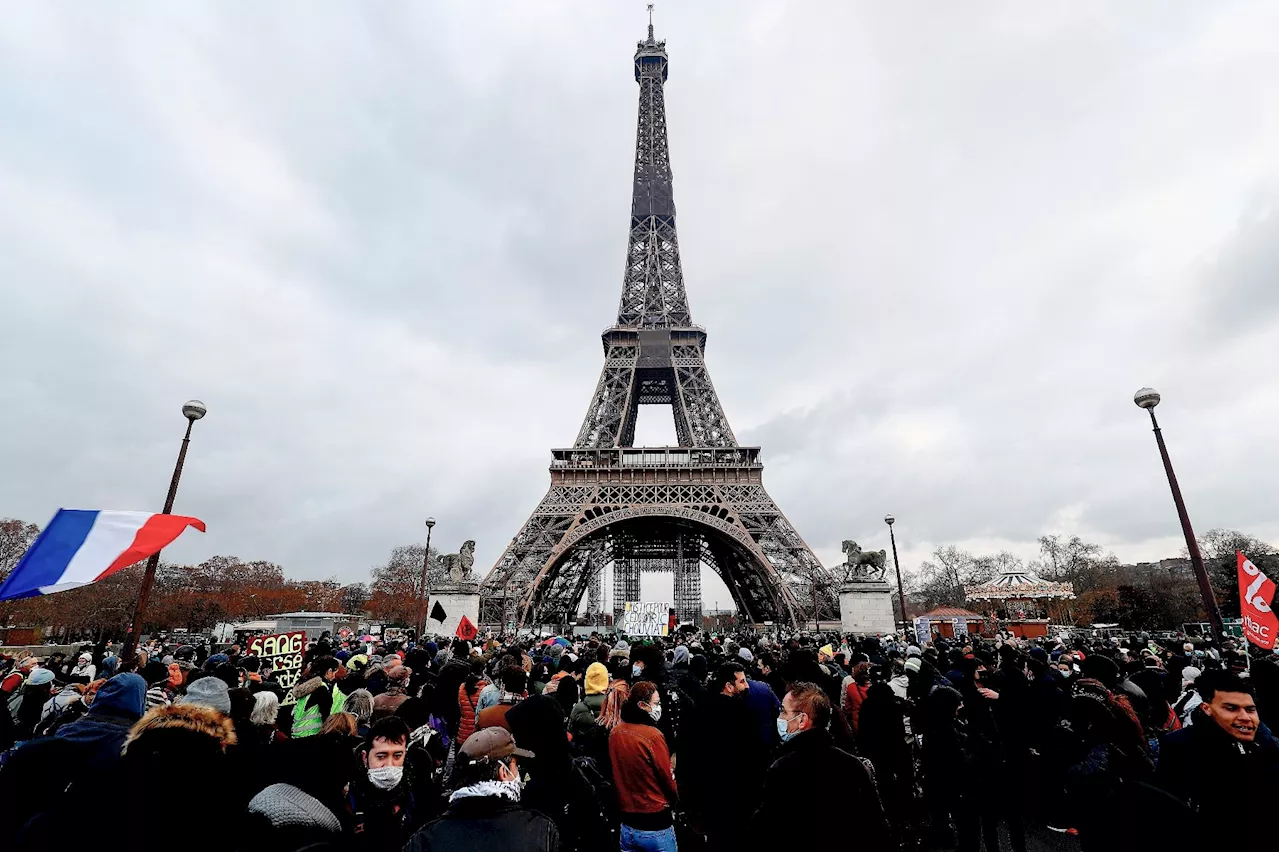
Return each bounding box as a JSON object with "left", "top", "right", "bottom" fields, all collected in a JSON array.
[{"left": 430, "top": 600, "right": 447, "bottom": 623}]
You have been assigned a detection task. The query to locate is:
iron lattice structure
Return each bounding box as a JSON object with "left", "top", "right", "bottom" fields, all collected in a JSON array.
[{"left": 479, "top": 23, "right": 837, "bottom": 630}]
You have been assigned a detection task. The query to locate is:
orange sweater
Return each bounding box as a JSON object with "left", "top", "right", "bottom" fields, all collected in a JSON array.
[{"left": 609, "top": 719, "right": 678, "bottom": 823}]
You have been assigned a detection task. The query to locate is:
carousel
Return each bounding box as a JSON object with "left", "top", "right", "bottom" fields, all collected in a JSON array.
[{"left": 964, "top": 566, "right": 1075, "bottom": 638}]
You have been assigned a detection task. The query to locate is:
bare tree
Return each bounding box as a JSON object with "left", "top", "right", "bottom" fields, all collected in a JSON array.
[{"left": 0, "top": 518, "right": 40, "bottom": 580}]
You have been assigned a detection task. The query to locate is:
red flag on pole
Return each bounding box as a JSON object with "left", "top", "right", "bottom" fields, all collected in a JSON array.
[
  {"left": 456, "top": 614, "right": 478, "bottom": 641},
  {"left": 1237, "top": 551, "right": 1278, "bottom": 649}
]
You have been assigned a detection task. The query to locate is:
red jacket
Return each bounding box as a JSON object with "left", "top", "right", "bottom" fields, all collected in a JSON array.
[
  {"left": 457, "top": 680, "right": 487, "bottom": 744},
  {"left": 609, "top": 717, "right": 677, "bottom": 820},
  {"left": 844, "top": 681, "right": 869, "bottom": 735}
]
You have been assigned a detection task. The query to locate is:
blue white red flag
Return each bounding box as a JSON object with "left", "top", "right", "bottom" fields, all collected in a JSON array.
[{"left": 0, "top": 509, "right": 205, "bottom": 601}]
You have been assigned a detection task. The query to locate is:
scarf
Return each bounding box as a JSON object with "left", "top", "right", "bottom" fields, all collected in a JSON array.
[{"left": 449, "top": 779, "right": 522, "bottom": 804}]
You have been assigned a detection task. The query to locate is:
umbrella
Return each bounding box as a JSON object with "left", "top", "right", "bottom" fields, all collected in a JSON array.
[{"left": 553, "top": 637, "right": 571, "bottom": 647}]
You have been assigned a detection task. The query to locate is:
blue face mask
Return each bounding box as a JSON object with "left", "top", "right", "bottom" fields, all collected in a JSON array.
[
  {"left": 632, "top": 664, "right": 643, "bottom": 679},
  {"left": 776, "top": 714, "right": 802, "bottom": 742}
]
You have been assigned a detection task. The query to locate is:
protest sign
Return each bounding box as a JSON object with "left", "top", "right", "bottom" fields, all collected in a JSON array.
[
  {"left": 620, "top": 601, "right": 670, "bottom": 637},
  {"left": 247, "top": 631, "right": 305, "bottom": 701}
]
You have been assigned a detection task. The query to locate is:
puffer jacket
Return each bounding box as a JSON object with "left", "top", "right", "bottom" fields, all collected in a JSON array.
[
  {"left": 291, "top": 678, "right": 345, "bottom": 738},
  {"left": 457, "top": 680, "right": 487, "bottom": 745}
]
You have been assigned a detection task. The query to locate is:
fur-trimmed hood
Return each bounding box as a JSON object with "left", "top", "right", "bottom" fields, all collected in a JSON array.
[
  {"left": 293, "top": 676, "right": 328, "bottom": 700},
  {"left": 125, "top": 702, "right": 237, "bottom": 751}
]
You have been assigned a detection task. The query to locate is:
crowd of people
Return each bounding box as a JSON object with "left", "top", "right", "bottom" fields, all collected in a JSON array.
[{"left": 0, "top": 626, "right": 1275, "bottom": 852}]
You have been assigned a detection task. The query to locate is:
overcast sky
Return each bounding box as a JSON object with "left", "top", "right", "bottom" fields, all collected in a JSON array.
[{"left": 1, "top": 2, "right": 1275, "bottom": 609}]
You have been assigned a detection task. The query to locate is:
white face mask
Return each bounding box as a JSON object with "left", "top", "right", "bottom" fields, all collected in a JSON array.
[
  {"left": 647, "top": 703, "right": 662, "bottom": 722},
  {"left": 367, "top": 765, "right": 404, "bottom": 790}
]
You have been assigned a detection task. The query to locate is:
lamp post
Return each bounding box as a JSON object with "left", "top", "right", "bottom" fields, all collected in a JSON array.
[
  {"left": 1133, "top": 388, "right": 1224, "bottom": 643},
  {"left": 415, "top": 517, "right": 436, "bottom": 642},
  {"left": 122, "top": 399, "right": 207, "bottom": 661},
  {"left": 885, "top": 514, "right": 908, "bottom": 633}
]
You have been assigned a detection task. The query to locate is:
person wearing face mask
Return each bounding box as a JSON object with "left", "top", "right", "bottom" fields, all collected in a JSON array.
[
  {"left": 348, "top": 716, "right": 423, "bottom": 852},
  {"left": 404, "top": 726, "right": 557, "bottom": 852},
  {"left": 751, "top": 682, "right": 888, "bottom": 850},
  {"left": 609, "top": 681, "right": 679, "bottom": 852}
]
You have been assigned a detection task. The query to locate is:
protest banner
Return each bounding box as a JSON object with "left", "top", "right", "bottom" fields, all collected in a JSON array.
[
  {"left": 620, "top": 601, "right": 670, "bottom": 637},
  {"left": 247, "top": 631, "right": 306, "bottom": 702},
  {"left": 1238, "top": 552, "right": 1278, "bottom": 649}
]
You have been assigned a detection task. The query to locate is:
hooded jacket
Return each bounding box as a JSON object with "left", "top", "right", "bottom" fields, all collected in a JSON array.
[
  {"left": 54, "top": 673, "right": 146, "bottom": 772},
  {"left": 290, "top": 677, "right": 345, "bottom": 738}
]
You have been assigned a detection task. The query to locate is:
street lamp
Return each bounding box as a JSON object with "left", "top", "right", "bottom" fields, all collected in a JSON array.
[
  {"left": 122, "top": 400, "right": 207, "bottom": 660},
  {"left": 885, "top": 514, "right": 908, "bottom": 633},
  {"left": 1134, "top": 388, "right": 1224, "bottom": 643},
  {"left": 416, "top": 517, "right": 436, "bottom": 641}
]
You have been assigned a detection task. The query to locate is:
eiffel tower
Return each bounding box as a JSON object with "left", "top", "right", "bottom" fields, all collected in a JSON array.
[{"left": 479, "top": 18, "right": 835, "bottom": 630}]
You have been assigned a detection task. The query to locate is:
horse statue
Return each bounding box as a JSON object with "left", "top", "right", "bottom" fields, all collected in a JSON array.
[
  {"left": 841, "top": 540, "right": 887, "bottom": 581},
  {"left": 441, "top": 540, "right": 476, "bottom": 583}
]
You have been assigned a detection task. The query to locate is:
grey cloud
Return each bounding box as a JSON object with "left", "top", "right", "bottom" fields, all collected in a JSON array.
[{"left": 0, "top": 2, "right": 1274, "bottom": 596}]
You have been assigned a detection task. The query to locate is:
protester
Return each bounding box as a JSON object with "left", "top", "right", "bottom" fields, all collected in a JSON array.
[
  {"left": 403, "top": 726, "right": 558, "bottom": 852},
  {"left": 477, "top": 666, "right": 527, "bottom": 731},
  {"left": 610, "top": 681, "right": 679, "bottom": 852},
  {"left": 1154, "top": 670, "right": 1278, "bottom": 838},
  {"left": 292, "top": 657, "right": 346, "bottom": 738},
  {"left": 751, "top": 681, "right": 889, "bottom": 850}
]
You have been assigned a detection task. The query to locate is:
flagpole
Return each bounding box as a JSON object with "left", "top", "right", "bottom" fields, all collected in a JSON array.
[
  {"left": 122, "top": 400, "right": 207, "bottom": 662},
  {"left": 415, "top": 517, "right": 436, "bottom": 643}
]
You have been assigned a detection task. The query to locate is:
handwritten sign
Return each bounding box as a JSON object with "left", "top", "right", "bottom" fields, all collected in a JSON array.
[
  {"left": 248, "top": 631, "right": 305, "bottom": 700},
  {"left": 620, "top": 601, "right": 670, "bottom": 637}
]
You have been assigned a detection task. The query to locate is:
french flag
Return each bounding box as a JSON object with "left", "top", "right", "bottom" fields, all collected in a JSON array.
[{"left": 0, "top": 509, "right": 205, "bottom": 601}]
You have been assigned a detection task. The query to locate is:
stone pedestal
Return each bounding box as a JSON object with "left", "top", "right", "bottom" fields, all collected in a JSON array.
[
  {"left": 427, "top": 582, "right": 480, "bottom": 640},
  {"left": 839, "top": 580, "right": 896, "bottom": 635}
]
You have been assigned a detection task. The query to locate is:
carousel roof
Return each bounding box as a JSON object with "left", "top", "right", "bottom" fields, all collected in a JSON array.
[{"left": 964, "top": 567, "right": 1075, "bottom": 601}]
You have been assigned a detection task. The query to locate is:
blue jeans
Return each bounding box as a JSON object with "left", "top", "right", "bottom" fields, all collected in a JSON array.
[{"left": 621, "top": 824, "right": 678, "bottom": 852}]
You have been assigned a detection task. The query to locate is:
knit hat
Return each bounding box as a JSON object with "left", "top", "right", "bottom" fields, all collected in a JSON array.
[
  {"left": 27, "top": 667, "right": 55, "bottom": 686},
  {"left": 247, "top": 783, "right": 342, "bottom": 833},
  {"left": 585, "top": 662, "right": 609, "bottom": 696},
  {"left": 178, "top": 676, "right": 232, "bottom": 714},
  {"left": 206, "top": 653, "right": 229, "bottom": 667},
  {"left": 904, "top": 657, "right": 922, "bottom": 674},
  {"left": 1181, "top": 666, "right": 1201, "bottom": 684},
  {"left": 672, "top": 645, "right": 691, "bottom": 666},
  {"left": 737, "top": 647, "right": 754, "bottom": 663},
  {"left": 906, "top": 646, "right": 922, "bottom": 658}
]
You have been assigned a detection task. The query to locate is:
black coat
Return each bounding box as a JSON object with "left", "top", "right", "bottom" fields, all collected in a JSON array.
[
  {"left": 1154, "top": 718, "right": 1278, "bottom": 837},
  {"left": 403, "top": 795, "right": 560, "bottom": 852},
  {"left": 751, "top": 728, "right": 889, "bottom": 851},
  {"left": 678, "top": 692, "right": 768, "bottom": 838}
]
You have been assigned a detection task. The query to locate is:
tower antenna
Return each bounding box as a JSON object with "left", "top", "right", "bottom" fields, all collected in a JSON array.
[{"left": 647, "top": 3, "right": 654, "bottom": 40}]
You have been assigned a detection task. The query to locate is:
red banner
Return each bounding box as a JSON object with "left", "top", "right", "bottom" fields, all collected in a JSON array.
[{"left": 1238, "top": 552, "right": 1278, "bottom": 649}]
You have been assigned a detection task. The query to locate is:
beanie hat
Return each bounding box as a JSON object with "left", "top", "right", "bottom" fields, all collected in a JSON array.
[
  {"left": 904, "top": 657, "right": 922, "bottom": 674},
  {"left": 585, "top": 663, "right": 609, "bottom": 696},
  {"left": 1182, "top": 666, "right": 1201, "bottom": 683},
  {"left": 178, "top": 676, "right": 232, "bottom": 714},
  {"left": 27, "top": 667, "right": 55, "bottom": 686},
  {"left": 738, "top": 647, "right": 754, "bottom": 663},
  {"left": 1028, "top": 647, "right": 1049, "bottom": 663},
  {"left": 906, "top": 646, "right": 922, "bottom": 658},
  {"left": 247, "top": 783, "right": 342, "bottom": 833}
]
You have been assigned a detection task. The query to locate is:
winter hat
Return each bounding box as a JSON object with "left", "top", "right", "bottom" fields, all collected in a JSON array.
[
  {"left": 27, "top": 667, "right": 55, "bottom": 686},
  {"left": 1028, "top": 647, "right": 1049, "bottom": 663},
  {"left": 738, "top": 647, "right": 754, "bottom": 663},
  {"left": 1181, "top": 666, "right": 1201, "bottom": 684},
  {"left": 205, "top": 653, "right": 229, "bottom": 667},
  {"left": 904, "top": 657, "right": 922, "bottom": 674},
  {"left": 141, "top": 661, "right": 170, "bottom": 687},
  {"left": 247, "top": 783, "right": 342, "bottom": 833},
  {"left": 178, "top": 675, "right": 232, "bottom": 714},
  {"left": 906, "top": 646, "right": 923, "bottom": 658},
  {"left": 672, "top": 645, "right": 691, "bottom": 666},
  {"left": 78, "top": 652, "right": 93, "bottom": 664},
  {"left": 584, "top": 662, "right": 609, "bottom": 696},
  {"left": 614, "top": 640, "right": 630, "bottom": 652}
]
